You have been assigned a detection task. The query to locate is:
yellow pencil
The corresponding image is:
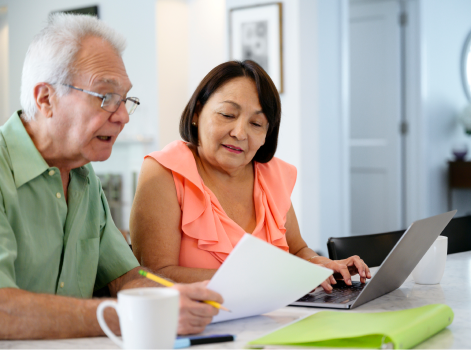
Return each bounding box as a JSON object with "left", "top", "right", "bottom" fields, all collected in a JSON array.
[{"left": 139, "top": 270, "right": 231, "bottom": 312}]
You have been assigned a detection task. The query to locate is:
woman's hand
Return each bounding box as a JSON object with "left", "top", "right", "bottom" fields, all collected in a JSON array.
[
  {"left": 310, "top": 256, "right": 371, "bottom": 293},
  {"left": 283, "top": 206, "right": 371, "bottom": 293}
]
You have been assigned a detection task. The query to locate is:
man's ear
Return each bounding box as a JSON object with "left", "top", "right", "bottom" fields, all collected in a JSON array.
[{"left": 33, "top": 83, "right": 54, "bottom": 119}]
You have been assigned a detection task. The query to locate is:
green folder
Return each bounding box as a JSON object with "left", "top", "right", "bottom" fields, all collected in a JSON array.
[{"left": 247, "top": 304, "right": 453, "bottom": 349}]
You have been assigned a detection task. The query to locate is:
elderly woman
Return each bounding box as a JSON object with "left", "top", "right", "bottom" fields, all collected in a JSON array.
[{"left": 130, "top": 61, "right": 371, "bottom": 291}]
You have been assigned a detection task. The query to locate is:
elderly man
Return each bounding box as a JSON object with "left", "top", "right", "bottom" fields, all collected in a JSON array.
[{"left": 0, "top": 13, "right": 222, "bottom": 339}]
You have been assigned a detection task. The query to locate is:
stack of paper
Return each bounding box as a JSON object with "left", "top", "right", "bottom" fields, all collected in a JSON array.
[{"left": 207, "top": 234, "right": 333, "bottom": 323}]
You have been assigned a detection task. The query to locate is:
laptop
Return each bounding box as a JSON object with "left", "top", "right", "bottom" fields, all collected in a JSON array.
[{"left": 290, "top": 210, "right": 457, "bottom": 309}]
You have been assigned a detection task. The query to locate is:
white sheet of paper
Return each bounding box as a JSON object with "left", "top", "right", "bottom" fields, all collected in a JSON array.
[{"left": 207, "top": 234, "right": 333, "bottom": 323}]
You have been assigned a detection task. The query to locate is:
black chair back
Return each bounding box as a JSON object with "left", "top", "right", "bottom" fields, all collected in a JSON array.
[
  {"left": 440, "top": 215, "right": 471, "bottom": 254},
  {"left": 327, "top": 230, "right": 406, "bottom": 267},
  {"left": 327, "top": 215, "right": 471, "bottom": 267}
]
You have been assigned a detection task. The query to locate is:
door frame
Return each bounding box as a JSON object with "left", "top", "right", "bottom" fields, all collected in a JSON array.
[{"left": 401, "top": 0, "right": 426, "bottom": 224}]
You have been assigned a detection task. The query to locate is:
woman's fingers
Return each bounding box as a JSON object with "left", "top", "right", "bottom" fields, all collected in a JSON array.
[
  {"left": 343, "top": 256, "right": 371, "bottom": 283},
  {"left": 317, "top": 256, "right": 372, "bottom": 289},
  {"left": 323, "top": 256, "right": 373, "bottom": 285},
  {"left": 320, "top": 279, "right": 333, "bottom": 293},
  {"left": 329, "top": 275, "right": 337, "bottom": 285},
  {"left": 353, "top": 256, "right": 367, "bottom": 278},
  {"left": 326, "top": 262, "right": 352, "bottom": 284},
  {"left": 325, "top": 261, "right": 352, "bottom": 285}
]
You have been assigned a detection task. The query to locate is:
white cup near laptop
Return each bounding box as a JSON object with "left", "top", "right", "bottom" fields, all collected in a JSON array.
[
  {"left": 97, "top": 288, "right": 179, "bottom": 349},
  {"left": 412, "top": 236, "right": 448, "bottom": 285}
]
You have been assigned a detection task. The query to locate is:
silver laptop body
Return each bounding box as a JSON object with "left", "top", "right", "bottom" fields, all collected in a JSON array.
[{"left": 290, "top": 210, "right": 457, "bottom": 309}]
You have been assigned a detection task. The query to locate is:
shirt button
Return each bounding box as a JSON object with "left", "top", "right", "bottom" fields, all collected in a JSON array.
[
  {"left": 60, "top": 282, "right": 64, "bottom": 288},
  {"left": 56, "top": 193, "right": 61, "bottom": 199},
  {"left": 48, "top": 170, "right": 55, "bottom": 176}
]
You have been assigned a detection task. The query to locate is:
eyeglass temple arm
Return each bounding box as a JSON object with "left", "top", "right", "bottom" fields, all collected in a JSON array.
[
  {"left": 65, "top": 84, "right": 104, "bottom": 99},
  {"left": 125, "top": 97, "right": 140, "bottom": 105}
]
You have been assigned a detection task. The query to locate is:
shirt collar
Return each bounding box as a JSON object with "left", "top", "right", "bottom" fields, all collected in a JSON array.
[
  {"left": 75, "top": 164, "right": 90, "bottom": 179},
  {"left": 2, "top": 111, "right": 52, "bottom": 188},
  {"left": 3, "top": 111, "right": 93, "bottom": 188}
]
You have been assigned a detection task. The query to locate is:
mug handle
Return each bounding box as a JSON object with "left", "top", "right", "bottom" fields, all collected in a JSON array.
[{"left": 96, "top": 300, "right": 123, "bottom": 348}]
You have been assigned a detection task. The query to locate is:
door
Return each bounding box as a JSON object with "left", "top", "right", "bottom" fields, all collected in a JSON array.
[{"left": 349, "top": 0, "right": 404, "bottom": 235}]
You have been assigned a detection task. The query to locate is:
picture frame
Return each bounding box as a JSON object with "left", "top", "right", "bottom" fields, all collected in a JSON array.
[
  {"left": 53, "top": 6, "right": 99, "bottom": 18},
  {"left": 229, "top": 3, "right": 283, "bottom": 93}
]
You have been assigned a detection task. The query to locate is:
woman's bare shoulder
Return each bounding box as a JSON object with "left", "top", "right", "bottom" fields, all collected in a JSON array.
[
  {"left": 131, "top": 157, "right": 180, "bottom": 224},
  {"left": 137, "top": 157, "right": 175, "bottom": 194},
  {"left": 140, "top": 156, "right": 173, "bottom": 179}
]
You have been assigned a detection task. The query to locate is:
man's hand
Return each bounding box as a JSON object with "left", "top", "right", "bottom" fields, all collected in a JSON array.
[
  {"left": 111, "top": 268, "right": 223, "bottom": 334},
  {"left": 310, "top": 255, "right": 371, "bottom": 293},
  {"left": 171, "top": 281, "right": 223, "bottom": 335}
]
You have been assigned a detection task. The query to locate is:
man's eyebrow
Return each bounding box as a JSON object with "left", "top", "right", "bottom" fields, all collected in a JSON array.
[
  {"left": 95, "top": 78, "right": 120, "bottom": 87},
  {"left": 221, "top": 100, "right": 263, "bottom": 114},
  {"left": 94, "top": 78, "right": 133, "bottom": 91}
]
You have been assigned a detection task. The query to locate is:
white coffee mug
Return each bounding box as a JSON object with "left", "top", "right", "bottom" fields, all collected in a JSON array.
[
  {"left": 97, "top": 288, "right": 180, "bottom": 349},
  {"left": 412, "top": 236, "right": 448, "bottom": 285}
]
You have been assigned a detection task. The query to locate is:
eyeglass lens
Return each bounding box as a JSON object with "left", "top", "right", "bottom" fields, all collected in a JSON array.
[
  {"left": 125, "top": 99, "right": 139, "bottom": 115},
  {"left": 102, "top": 93, "right": 139, "bottom": 115}
]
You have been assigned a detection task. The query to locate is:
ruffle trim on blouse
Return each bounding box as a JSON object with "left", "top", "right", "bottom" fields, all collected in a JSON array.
[
  {"left": 146, "top": 141, "right": 294, "bottom": 262},
  {"left": 252, "top": 165, "right": 290, "bottom": 252}
]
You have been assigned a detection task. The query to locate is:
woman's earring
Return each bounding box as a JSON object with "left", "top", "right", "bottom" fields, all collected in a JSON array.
[{"left": 192, "top": 122, "right": 197, "bottom": 126}]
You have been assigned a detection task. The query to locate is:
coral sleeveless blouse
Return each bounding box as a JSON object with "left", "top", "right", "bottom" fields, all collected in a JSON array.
[{"left": 146, "top": 141, "right": 297, "bottom": 269}]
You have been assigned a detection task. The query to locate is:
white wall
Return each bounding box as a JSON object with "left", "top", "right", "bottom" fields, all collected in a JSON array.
[
  {"left": 188, "top": 0, "right": 227, "bottom": 93},
  {"left": 156, "top": 0, "right": 227, "bottom": 150},
  {"left": 420, "top": 0, "right": 471, "bottom": 217},
  {"left": 156, "top": 0, "right": 189, "bottom": 149}
]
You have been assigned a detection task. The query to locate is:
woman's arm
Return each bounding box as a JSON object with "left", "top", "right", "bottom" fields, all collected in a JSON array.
[
  {"left": 129, "top": 157, "right": 217, "bottom": 283},
  {"left": 284, "top": 204, "right": 371, "bottom": 290}
]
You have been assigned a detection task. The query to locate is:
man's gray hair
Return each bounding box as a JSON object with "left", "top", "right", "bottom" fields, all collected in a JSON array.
[{"left": 20, "top": 13, "right": 126, "bottom": 121}]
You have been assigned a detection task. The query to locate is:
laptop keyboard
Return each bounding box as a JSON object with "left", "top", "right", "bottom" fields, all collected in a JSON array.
[{"left": 296, "top": 281, "right": 366, "bottom": 304}]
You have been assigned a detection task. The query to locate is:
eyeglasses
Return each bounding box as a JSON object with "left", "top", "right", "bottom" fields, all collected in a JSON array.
[{"left": 62, "top": 84, "right": 140, "bottom": 115}]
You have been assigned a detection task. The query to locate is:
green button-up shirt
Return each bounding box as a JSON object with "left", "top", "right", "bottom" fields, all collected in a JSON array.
[{"left": 0, "top": 111, "right": 139, "bottom": 298}]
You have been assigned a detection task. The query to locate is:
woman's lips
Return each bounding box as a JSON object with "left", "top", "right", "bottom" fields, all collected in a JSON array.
[{"left": 222, "top": 144, "right": 243, "bottom": 154}]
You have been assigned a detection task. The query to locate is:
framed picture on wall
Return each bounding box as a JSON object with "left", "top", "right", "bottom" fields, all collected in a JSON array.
[
  {"left": 229, "top": 3, "right": 283, "bottom": 93},
  {"left": 52, "top": 6, "right": 99, "bottom": 18}
]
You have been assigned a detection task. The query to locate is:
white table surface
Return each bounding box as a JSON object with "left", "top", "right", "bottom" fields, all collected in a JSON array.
[{"left": 1, "top": 251, "right": 470, "bottom": 349}]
